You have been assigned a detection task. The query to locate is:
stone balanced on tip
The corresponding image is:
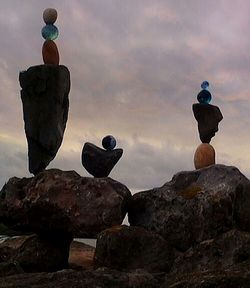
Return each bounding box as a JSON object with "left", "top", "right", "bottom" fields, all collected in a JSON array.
[
  {"left": 19, "top": 9, "right": 70, "bottom": 175},
  {"left": 82, "top": 136, "right": 123, "bottom": 177},
  {"left": 193, "top": 81, "right": 223, "bottom": 169}
]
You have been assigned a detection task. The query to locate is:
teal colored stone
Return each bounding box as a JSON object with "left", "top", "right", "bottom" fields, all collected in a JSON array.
[
  {"left": 201, "top": 81, "right": 209, "bottom": 90},
  {"left": 41, "top": 24, "right": 59, "bottom": 40}
]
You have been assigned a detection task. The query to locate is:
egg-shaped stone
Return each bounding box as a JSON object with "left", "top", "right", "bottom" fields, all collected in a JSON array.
[
  {"left": 197, "top": 89, "right": 212, "bottom": 104},
  {"left": 43, "top": 8, "right": 57, "bottom": 24},
  {"left": 42, "top": 40, "right": 59, "bottom": 65},
  {"left": 102, "top": 135, "right": 116, "bottom": 150},
  {"left": 194, "top": 143, "right": 215, "bottom": 169},
  {"left": 41, "top": 24, "right": 59, "bottom": 41}
]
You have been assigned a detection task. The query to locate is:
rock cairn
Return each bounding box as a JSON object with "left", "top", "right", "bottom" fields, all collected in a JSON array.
[
  {"left": 192, "top": 81, "right": 223, "bottom": 169},
  {"left": 19, "top": 8, "right": 70, "bottom": 175},
  {"left": 82, "top": 135, "right": 123, "bottom": 177},
  {"left": 42, "top": 8, "right": 59, "bottom": 65}
]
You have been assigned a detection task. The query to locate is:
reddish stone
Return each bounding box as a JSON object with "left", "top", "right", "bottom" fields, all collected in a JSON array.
[
  {"left": 194, "top": 143, "right": 215, "bottom": 169},
  {"left": 42, "top": 40, "right": 59, "bottom": 65}
]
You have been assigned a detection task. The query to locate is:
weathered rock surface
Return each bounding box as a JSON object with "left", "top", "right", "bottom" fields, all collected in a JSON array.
[
  {"left": 193, "top": 103, "right": 223, "bottom": 143},
  {"left": 170, "top": 229, "right": 250, "bottom": 275},
  {"left": 0, "top": 169, "right": 131, "bottom": 238},
  {"left": 0, "top": 234, "right": 71, "bottom": 276},
  {"left": 19, "top": 65, "right": 70, "bottom": 175},
  {"left": 94, "top": 225, "right": 174, "bottom": 273},
  {"left": 42, "top": 40, "right": 60, "bottom": 65},
  {"left": 69, "top": 241, "right": 95, "bottom": 270},
  {"left": 128, "top": 164, "right": 250, "bottom": 251},
  {"left": 0, "top": 268, "right": 158, "bottom": 288},
  {"left": 82, "top": 142, "right": 123, "bottom": 177}
]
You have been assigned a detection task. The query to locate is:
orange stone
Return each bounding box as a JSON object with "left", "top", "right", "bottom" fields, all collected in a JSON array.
[
  {"left": 42, "top": 40, "right": 59, "bottom": 65},
  {"left": 194, "top": 143, "right": 215, "bottom": 169}
]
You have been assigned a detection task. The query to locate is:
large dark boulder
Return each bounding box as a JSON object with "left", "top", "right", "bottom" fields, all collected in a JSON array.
[
  {"left": 128, "top": 165, "right": 250, "bottom": 251},
  {"left": 94, "top": 225, "right": 174, "bottom": 273},
  {"left": 0, "top": 169, "right": 131, "bottom": 238},
  {"left": 0, "top": 234, "right": 71, "bottom": 276},
  {"left": 193, "top": 103, "right": 223, "bottom": 143},
  {"left": 19, "top": 65, "right": 70, "bottom": 175}
]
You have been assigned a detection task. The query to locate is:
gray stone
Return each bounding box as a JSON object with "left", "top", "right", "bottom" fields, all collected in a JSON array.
[
  {"left": 82, "top": 142, "right": 123, "bottom": 177},
  {"left": 193, "top": 103, "right": 223, "bottom": 143},
  {"left": 128, "top": 165, "right": 250, "bottom": 251},
  {"left": 0, "top": 169, "right": 131, "bottom": 238},
  {"left": 19, "top": 65, "right": 70, "bottom": 175},
  {"left": 94, "top": 225, "right": 174, "bottom": 273}
]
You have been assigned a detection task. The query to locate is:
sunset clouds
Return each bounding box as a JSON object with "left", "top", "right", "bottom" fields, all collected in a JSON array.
[{"left": 1, "top": 0, "right": 250, "bottom": 191}]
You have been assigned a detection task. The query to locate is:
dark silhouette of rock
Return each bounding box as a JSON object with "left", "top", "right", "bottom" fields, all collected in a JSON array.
[
  {"left": 170, "top": 229, "right": 250, "bottom": 275},
  {"left": 0, "top": 268, "right": 158, "bottom": 288},
  {"left": 19, "top": 65, "right": 70, "bottom": 175},
  {"left": 0, "top": 234, "right": 71, "bottom": 276},
  {"left": 94, "top": 225, "right": 174, "bottom": 273},
  {"left": 69, "top": 241, "right": 95, "bottom": 270},
  {"left": 0, "top": 169, "right": 131, "bottom": 238},
  {"left": 82, "top": 142, "right": 123, "bottom": 177},
  {"left": 192, "top": 103, "right": 223, "bottom": 143},
  {"left": 128, "top": 165, "right": 250, "bottom": 251}
]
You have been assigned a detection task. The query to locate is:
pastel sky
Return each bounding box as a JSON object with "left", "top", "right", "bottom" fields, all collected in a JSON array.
[{"left": 1, "top": 0, "right": 250, "bottom": 192}]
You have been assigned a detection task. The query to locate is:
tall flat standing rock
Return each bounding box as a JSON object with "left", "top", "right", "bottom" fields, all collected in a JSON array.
[
  {"left": 19, "top": 65, "right": 70, "bottom": 175},
  {"left": 0, "top": 169, "right": 131, "bottom": 238}
]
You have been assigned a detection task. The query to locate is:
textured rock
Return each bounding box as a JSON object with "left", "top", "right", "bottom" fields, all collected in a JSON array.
[
  {"left": 82, "top": 142, "right": 123, "bottom": 177},
  {"left": 171, "top": 229, "right": 250, "bottom": 275},
  {"left": 94, "top": 225, "right": 174, "bottom": 273},
  {"left": 19, "top": 65, "right": 70, "bottom": 175},
  {"left": 194, "top": 143, "right": 215, "bottom": 169},
  {"left": 43, "top": 8, "right": 57, "bottom": 24},
  {"left": 193, "top": 103, "right": 223, "bottom": 143},
  {"left": 0, "top": 169, "right": 131, "bottom": 238},
  {"left": 128, "top": 165, "right": 250, "bottom": 251},
  {"left": 0, "top": 234, "right": 71, "bottom": 276},
  {"left": 0, "top": 268, "right": 158, "bottom": 288},
  {"left": 42, "top": 40, "right": 59, "bottom": 65}
]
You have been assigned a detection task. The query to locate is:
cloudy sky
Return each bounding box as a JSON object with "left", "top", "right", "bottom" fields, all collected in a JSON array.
[{"left": 1, "top": 0, "right": 250, "bottom": 192}]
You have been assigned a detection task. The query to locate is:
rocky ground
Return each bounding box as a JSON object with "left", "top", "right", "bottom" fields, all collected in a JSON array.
[{"left": 1, "top": 165, "right": 250, "bottom": 287}]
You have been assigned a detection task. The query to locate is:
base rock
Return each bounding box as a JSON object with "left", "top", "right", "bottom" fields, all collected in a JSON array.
[{"left": 0, "top": 169, "right": 131, "bottom": 238}]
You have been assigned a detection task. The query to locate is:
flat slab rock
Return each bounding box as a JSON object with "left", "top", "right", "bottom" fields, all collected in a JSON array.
[
  {"left": 128, "top": 164, "right": 250, "bottom": 251},
  {"left": 0, "top": 169, "right": 131, "bottom": 238}
]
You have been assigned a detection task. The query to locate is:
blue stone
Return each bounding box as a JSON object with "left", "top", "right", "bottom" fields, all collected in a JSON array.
[
  {"left": 102, "top": 135, "right": 116, "bottom": 150},
  {"left": 201, "top": 81, "right": 209, "bottom": 90},
  {"left": 197, "top": 90, "right": 212, "bottom": 104},
  {"left": 41, "top": 24, "right": 59, "bottom": 40}
]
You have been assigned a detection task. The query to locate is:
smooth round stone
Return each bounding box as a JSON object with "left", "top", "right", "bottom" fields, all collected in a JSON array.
[
  {"left": 42, "top": 40, "right": 59, "bottom": 65},
  {"left": 197, "top": 90, "right": 212, "bottom": 104},
  {"left": 194, "top": 143, "right": 215, "bottom": 169},
  {"left": 201, "top": 80, "right": 209, "bottom": 90},
  {"left": 41, "top": 24, "right": 59, "bottom": 40},
  {"left": 102, "top": 135, "right": 116, "bottom": 150},
  {"left": 43, "top": 8, "right": 57, "bottom": 24}
]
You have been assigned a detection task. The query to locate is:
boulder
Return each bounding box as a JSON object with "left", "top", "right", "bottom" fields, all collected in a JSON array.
[
  {"left": 82, "top": 142, "right": 123, "bottom": 177},
  {"left": 94, "top": 225, "right": 174, "bottom": 273},
  {"left": 0, "top": 169, "right": 131, "bottom": 238},
  {"left": 170, "top": 229, "right": 250, "bottom": 274},
  {"left": 19, "top": 65, "right": 70, "bottom": 175},
  {"left": 69, "top": 241, "right": 95, "bottom": 270},
  {"left": 0, "top": 268, "right": 158, "bottom": 288},
  {"left": 0, "top": 234, "right": 71, "bottom": 276},
  {"left": 193, "top": 103, "right": 223, "bottom": 143},
  {"left": 128, "top": 165, "right": 250, "bottom": 251}
]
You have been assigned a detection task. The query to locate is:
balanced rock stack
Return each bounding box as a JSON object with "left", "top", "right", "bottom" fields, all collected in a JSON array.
[
  {"left": 42, "top": 8, "right": 59, "bottom": 65},
  {"left": 193, "top": 81, "right": 223, "bottom": 169},
  {"left": 19, "top": 8, "right": 70, "bottom": 175},
  {"left": 82, "top": 135, "right": 123, "bottom": 177}
]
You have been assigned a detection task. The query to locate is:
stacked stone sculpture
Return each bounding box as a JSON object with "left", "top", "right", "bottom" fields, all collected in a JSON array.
[
  {"left": 19, "top": 8, "right": 70, "bottom": 175},
  {"left": 82, "top": 135, "right": 123, "bottom": 177},
  {"left": 193, "top": 81, "right": 223, "bottom": 169},
  {"left": 42, "top": 8, "right": 59, "bottom": 65}
]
